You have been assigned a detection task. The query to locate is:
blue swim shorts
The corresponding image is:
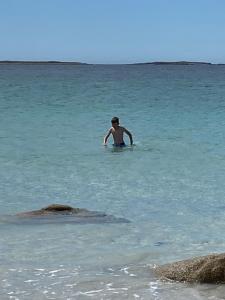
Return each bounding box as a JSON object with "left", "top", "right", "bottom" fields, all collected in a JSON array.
[{"left": 113, "top": 142, "right": 126, "bottom": 147}]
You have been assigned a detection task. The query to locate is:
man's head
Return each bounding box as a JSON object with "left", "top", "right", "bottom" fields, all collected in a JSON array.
[{"left": 111, "top": 117, "right": 119, "bottom": 128}]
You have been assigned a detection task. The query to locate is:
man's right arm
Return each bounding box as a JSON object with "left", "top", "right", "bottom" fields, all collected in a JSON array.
[
  {"left": 103, "top": 128, "right": 112, "bottom": 145},
  {"left": 124, "top": 128, "right": 133, "bottom": 145}
]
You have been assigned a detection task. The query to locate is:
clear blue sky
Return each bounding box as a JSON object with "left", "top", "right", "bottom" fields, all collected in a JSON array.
[{"left": 1, "top": 0, "right": 225, "bottom": 64}]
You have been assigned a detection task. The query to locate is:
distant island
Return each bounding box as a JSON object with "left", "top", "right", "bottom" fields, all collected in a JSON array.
[
  {"left": 133, "top": 61, "right": 216, "bottom": 65},
  {"left": 0, "top": 60, "right": 224, "bottom": 65},
  {"left": 0, "top": 60, "right": 88, "bottom": 65}
]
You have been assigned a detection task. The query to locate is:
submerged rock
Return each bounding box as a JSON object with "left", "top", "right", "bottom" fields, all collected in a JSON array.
[
  {"left": 155, "top": 253, "right": 225, "bottom": 283},
  {"left": 13, "top": 204, "right": 130, "bottom": 225},
  {"left": 16, "top": 204, "right": 87, "bottom": 216}
]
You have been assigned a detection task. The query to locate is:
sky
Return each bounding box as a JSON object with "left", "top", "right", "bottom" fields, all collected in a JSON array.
[{"left": 1, "top": 0, "right": 225, "bottom": 64}]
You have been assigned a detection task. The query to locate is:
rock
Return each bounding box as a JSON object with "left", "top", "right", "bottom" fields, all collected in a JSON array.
[
  {"left": 13, "top": 204, "right": 130, "bottom": 225},
  {"left": 155, "top": 253, "right": 225, "bottom": 283},
  {"left": 16, "top": 204, "right": 85, "bottom": 216}
]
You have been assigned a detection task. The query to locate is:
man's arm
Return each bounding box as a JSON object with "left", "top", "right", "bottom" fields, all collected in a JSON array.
[
  {"left": 124, "top": 128, "right": 133, "bottom": 145},
  {"left": 103, "top": 128, "right": 112, "bottom": 145}
]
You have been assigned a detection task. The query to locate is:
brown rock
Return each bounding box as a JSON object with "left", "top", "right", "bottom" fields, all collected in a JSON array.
[
  {"left": 13, "top": 204, "right": 130, "bottom": 224},
  {"left": 16, "top": 204, "right": 86, "bottom": 217},
  {"left": 155, "top": 253, "right": 225, "bottom": 283}
]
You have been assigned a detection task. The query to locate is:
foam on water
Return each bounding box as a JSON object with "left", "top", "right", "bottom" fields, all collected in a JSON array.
[
  {"left": 1, "top": 63, "right": 225, "bottom": 299},
  {"left": 1, "top": 265, "right": 225, "bottom": 299}
]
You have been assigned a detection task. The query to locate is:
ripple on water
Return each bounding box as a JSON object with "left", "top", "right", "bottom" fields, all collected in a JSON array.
[{"left": 1, "top": 265, "right": 225, "bottom": 299}]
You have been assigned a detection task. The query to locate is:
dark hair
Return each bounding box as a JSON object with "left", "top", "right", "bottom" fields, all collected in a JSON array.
[{"left": 111, "top": 117, "right": 119, "bottom": 124}]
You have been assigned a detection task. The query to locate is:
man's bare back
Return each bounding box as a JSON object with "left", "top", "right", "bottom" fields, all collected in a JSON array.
[{"left": 103, "top": 117, "right": 133, "bottom": 147}]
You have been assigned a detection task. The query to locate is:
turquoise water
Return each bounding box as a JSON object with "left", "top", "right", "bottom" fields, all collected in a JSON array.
[{"left": 1, "top": 63, "right": 225, "bottom": 299}]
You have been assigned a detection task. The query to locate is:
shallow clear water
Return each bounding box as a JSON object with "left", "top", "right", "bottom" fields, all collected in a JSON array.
[{"left": 1, "top": 63, "right": 225, "bottom": 299}]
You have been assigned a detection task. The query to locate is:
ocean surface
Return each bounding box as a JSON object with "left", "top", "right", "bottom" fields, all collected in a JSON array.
[{"left": 1, "top": 63, "right": 225, "bottom": 299}]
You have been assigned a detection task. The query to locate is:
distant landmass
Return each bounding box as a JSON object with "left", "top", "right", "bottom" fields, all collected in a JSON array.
[
  {"left": 133, "top": 61, "right": 217, "bottom": 65},
  {"left": 0, "top": 60, "right": 224, "bottom": 65},
  {"left": 0, "top": 60, "right": 88, "bottom": 65}
]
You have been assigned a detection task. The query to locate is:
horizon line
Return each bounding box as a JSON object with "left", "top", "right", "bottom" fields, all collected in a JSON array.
[{"left": 0, "top": 60, "right": 225, "bottom": 65}]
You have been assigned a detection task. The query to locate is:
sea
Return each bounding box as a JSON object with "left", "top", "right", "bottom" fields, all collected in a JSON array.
[{"left": 1, "top": 63, "right": 225, "bottom": 299}]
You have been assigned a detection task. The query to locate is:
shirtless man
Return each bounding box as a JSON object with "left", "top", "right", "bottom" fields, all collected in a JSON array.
[{"left": 103, "top": 117, "right": 133, "bottom": 147}]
